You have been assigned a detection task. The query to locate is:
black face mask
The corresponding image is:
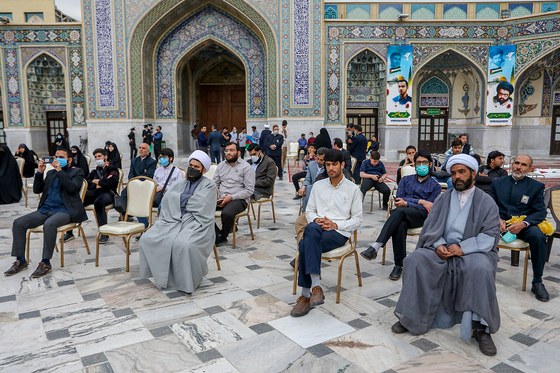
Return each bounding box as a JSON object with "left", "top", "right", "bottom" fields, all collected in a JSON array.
[{"left": 187, "top": 167, "right": 203, "bottom": 182}]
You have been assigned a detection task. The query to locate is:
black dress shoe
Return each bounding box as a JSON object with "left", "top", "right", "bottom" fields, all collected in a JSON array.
[
  {"left": 360, "top": 246, "right": 378, "bottom": 261},
  {"left": 4, "top": 260, "right": 28, "bottom": 276},
  {"left": 391, "top": 321, "right": 408, "bottom": 334},
  {"left": 382, "top": 204, "right": 389, "bottom": 211},
  {"left": 473, "top": 329, "right": 497, "bottom": 356},
  {"left": 31, "top": 262, "right": 52, "bottom": 278},
  {"left": 99, "top": 235, "right": 109, "bottom": 244},
  {"left": 293, "top": 195, "right": 302, "bottom": 200},
  {"left": 389, "top": 266, "right": 403, "bottom": 281},
  {"left": 215, "top": 236, "right": 228, "bottom": 246},
  {"left": 62, "top": 232, "right": 74, "bottom": 243},
  {"left": 531, "top": 283, "right": 550, "bottom": 302}
]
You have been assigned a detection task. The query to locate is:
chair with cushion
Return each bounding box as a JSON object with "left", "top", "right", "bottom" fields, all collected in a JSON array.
[
  {"left": 95, "top": 176, "right": 157, "bottom": 271},
  {"left": 84, "top": 154, "right": 91, "bottom": 169},
  {"left": 26, "top": 180, "right": 90, "bottom": 267},
  {"left": 204, "top": 164, "right": 217, "bottom": 180},
  {"left": 496, "top": 238, "right": 530, "bottom": 291},
  {"left": 350, "top": 156, "right": 357, "bottom": 175},
  {"left": 15, "top": 157, "right": 26, "bottom": 205},
  {"left": 215, "top": 204, "right": 254, "bottom": 249},
  {"left": 292, "top": 231, "right": 361, "bottom": 303},
  {"left": 381, "top": 226, "right": 422, "bottom": 265},
  {"left": 85, "top": 168, "right": 124, "bottom": 226},
  {"left": 251, "top": 167, "right": 277, "bottom": 228}
]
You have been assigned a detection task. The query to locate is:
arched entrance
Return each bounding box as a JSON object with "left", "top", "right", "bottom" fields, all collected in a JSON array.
[
  {"left": 413, "top": 50, "right": 485, "bottom": 153},
  {"left": 25, "top": 54, "right": 68, "bottom": 155}
]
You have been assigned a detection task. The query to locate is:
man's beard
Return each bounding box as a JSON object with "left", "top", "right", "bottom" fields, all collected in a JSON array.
[
  {"left": 453, "top": 174, "right": 473, "bottom": 191},
  {"left": 512, "top": 169, "right": 527, "bottom": 180},
  {"left": 227, "top": 154, "right": 238, "bottom": 163},
  {"left": 496, "top": 96, "right": 509, "bottom": 105}
]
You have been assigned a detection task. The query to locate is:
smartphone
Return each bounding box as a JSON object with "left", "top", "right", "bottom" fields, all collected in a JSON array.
[
  {"left": 217, "top": 197, "right": 225, "bottom": 205},
  {"left": 42, "top": 156, "right": 55, "bottom": 164},
  {"left": 483, "top": 169, "right": 490, "bottom": 175}
]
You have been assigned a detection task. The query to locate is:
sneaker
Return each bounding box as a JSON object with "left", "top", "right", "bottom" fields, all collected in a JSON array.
[
  {"left": 99, "top": 235, "right": 110, "bottom": 244},
  {"left": 290, "top": 296, "right": 311, "bottom": 317},
  {"left": 62, "top": 232, "right": 74, "bottom": 243}
]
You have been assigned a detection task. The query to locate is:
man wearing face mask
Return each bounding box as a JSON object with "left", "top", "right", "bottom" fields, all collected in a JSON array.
[
  {"left": 139, "top": 150, "right": 217, "bottom": 294},
  {"left": 490, "top": 155, "right": 549, "bottom": 302},
  {"left": 265, "top": 124, "right": 284, "bottom": 180},
  {"left": 361, "top": 150, "right": 441, "bottom": 281},
  {"left": 65, "top": 148, "right": 120, "bottom": 244},
  {"left": 213, "top": 142, "right": 255, "bottom": 246},
  {"left": 247, "top": 144, "right": 277, "bottom": 202},
  {"left": 5, "top": 148, "right": 87, "bottom": 278}
]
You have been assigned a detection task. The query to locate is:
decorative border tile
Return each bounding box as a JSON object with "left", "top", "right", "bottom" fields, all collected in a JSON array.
[{"left": 292, "top": 0, "right": 311, "bottom": 106}]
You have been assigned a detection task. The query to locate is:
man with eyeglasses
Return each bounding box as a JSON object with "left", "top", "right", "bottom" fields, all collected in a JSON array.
[{"left": 361, "top": 150, "right": 441, "bottom": 281}]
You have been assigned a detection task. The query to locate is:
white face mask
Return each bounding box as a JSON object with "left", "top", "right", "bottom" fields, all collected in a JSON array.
[
  {"left": 273, "top": 130, "right": 279, "bottom": 135},
  {"left": 251, "top": 155, "right": 260, "bottom": 163},
  {"left": 95, "top": 159, "right": 105, "bottom": 167}
]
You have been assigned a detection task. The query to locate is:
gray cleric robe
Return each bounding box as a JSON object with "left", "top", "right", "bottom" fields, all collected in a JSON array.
[
  {"left": 394, "top": 187, "right": 501, "bottom": 336},
  {"left": 139, "top": 176, "right": 217, "bottom": 293}
]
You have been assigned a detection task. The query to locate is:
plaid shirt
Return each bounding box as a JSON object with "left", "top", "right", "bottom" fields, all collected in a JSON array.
[{"left": 396, "top": 175, "right": 441, "bottom": 213}]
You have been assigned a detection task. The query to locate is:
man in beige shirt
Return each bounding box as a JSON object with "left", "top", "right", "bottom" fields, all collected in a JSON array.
[{"left": 213, "top": 142, "right": 256, "bottom": 246}]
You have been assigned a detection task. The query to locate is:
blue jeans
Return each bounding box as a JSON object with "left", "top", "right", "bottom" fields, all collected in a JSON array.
[
  {"left": 298, "top": 222, "right": 348, "bottom": 288},
  {"left": 432, "top": 176, "right": 453, "bottom": 190}
]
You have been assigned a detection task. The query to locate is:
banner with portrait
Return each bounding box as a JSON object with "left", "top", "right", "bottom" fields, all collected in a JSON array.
[
  {"left": 386, "top": 45, "right": 413, "bottom": 125},
  {"left": 486, "top": 45, "right": 516, "bottom": 126}
]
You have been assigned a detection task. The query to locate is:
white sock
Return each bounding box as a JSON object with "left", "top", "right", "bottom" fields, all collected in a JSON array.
[
  {"left": 302, "top": 287, "right": 311, "bottom": 298},
  {"left": 372, "top": 242, "right": 383, "bottom": 252},
  {"left": 311, "top": 273, "right": 321, "bottom": 289}
]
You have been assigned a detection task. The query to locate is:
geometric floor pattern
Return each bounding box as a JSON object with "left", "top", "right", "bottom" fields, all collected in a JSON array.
[{"left": 1, "top": 157, "right": 560, "bottom": 372}]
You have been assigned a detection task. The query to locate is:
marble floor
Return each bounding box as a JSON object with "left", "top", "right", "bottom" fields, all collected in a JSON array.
[{"left": 1, "top": 157, "right": 560, "bottom": 372}]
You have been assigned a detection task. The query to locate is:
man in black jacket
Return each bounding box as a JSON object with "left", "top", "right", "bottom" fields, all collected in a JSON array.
[
  {"left": 333, "top": 138, "right": 352, "bottom": 173},
  {"left": 265, "top": 124, "right": 284, "bottom": 180},
  {"left": 475, "top": 150, "right": 507, "bottom": 193},
  {"left": 121, "top": 142, "right": 157, "bottom": 219},
  {"left": 489, "top": 154, "right": 549, "bottom": 302},
  {"left": 348, "top": 124, "right": 367, "bottom": 184},
  {"left": 259, "top": 124, "right": 272, "bottom": 155},
  {"left": 247, "top": 144, "right": 277, "bottom": 201},
  {"left": 128, "top": 127, "right": 137, "bottom": 159},
  {"left": 5, "top": 148, "right": 87, "bottom": 278}
]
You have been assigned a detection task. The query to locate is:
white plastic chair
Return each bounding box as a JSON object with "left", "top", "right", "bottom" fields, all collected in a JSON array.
[
  {"left": 204, "top": 164, "right": 217, "bottom": 180},
  {"left": 84, "top": 154, "right": 91, "bottom": 169}
]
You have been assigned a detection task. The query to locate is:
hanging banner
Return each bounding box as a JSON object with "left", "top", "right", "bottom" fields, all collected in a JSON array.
[
  {"left": 386, "top": 45, "right": 413, "bottom": 125},
  {"left": 486, "top": 45, "right": 516, "bottom": 126}
]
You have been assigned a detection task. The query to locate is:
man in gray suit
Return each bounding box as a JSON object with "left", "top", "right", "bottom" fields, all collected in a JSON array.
[{"left": 297, "top": 147, "right": 327, "bottom": 212}]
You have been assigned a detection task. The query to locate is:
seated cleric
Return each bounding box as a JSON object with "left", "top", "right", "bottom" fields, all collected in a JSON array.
[
  {"left": 392, "top": 154, "right": 501, "bottom": 357},
  {"left": 139, "top": 151, "right": 217, "bottom": 294}
]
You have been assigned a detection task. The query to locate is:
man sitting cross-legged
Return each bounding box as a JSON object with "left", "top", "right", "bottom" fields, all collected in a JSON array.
[
  {"left": 359, "top": 151, "right": 391, "bottom": 210},
  {"left": 291, "top": 149, "right": 363, "bottom": 317},
  {"left": 391, "top": 154, "right": 501, "bottom": 356},
  {"left": 360, "top": 150, "right": 441, "bottom": 280}
]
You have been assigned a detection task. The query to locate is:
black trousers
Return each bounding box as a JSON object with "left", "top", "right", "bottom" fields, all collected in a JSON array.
[
  {"left": 154, "top": 143, "right": 162, "bottom": 159},
  {"left": 240, "top": 147, "right": 246, "bottom": 159},
  {"left": 210, "top": 150, "right": 220, "bottom": 164},
  {"left": 270, "top": 155, "right": 283, "bottom": 177},
  {"left": 130, "top": 144, "right": 137, "bottom": 159},
  {"left": 360, "top": 178, "right": 391, "bottom": 206},
  {"left": 84, "top": 190, "right": 113, "bottom": 227},
  {"left": 292, "top": 171, "right": 307, "bottom": 192},
  {"left": 376, "top": 207, "right": 427, "bottom": 267},
  {"left": 517, "top": 225, "right": 547, "bottom": 283},
  {"left": 216, "top": 199, "right": 247, "bottom": 239},
  {"left": 353, "top": 160, "right": 363, "bottom": 185},
  {"left": 12, "top": 210, "right": 72, "bottom": 260}
]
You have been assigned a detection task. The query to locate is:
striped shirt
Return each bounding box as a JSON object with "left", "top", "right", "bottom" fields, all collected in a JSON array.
[{"left": 396, "top": 175, "right": 442, "bottom": 213}]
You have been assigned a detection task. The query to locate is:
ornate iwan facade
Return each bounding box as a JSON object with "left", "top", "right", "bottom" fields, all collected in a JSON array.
[{"left": 2, "top": 0, "right": 560, "bottom": 158}]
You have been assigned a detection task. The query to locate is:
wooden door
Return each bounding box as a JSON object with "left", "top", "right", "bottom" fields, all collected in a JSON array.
[
  {"left": 0, "top": 111, "right": 5, "bottom": 146},
  {"left": 46, "top": 111, "right": 68, "bottom": 155},
  {"left": 199, "top": 85, "right": 246, "bottom": 131},
  {"left": 551, "top": 106, "right": 560, "bottom": 155},
  {"left": 418, "top": 108, "right": 448, "bottom": 153}
]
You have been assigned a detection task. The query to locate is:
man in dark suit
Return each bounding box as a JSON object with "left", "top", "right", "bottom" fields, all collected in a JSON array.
[
  {"left": 247, "top": 144, "right": 277, "bottom": 201},
  {"left": 259, "top": 124, "right": 272, "bottom": 155},
  {"left": 265, "top": 124, "right": 284, "bottom": 180},
  {"left": 489, "top": 154, "right": 549, "bottom": 301},
  {"left": 128, "top": 127, "right": 137, "bottom": 159},
  {"left": 333, "top": 137, "right": 351, "bottom": 173},
  {"left": 208, "top": 124, "right": 223, "bottom": 163},
  {"left": 4, "top": 147, "right": 87, "bottom": 278},
  {"left": 348, "top": 124, "right": 367, "bottom": 184}
]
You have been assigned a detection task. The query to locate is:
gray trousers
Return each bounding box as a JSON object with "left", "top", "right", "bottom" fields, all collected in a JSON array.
[{"left": 12, "top": 210, "right": 72, "bottom": 260}]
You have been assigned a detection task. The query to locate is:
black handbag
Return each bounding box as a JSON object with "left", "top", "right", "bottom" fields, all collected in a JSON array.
[{"left": 153, "top": 166, "right": 175, "bottom": 207}]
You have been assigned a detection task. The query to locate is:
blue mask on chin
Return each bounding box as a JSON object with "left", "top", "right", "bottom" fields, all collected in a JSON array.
[{"left": 57, "top": 158, "right": 68, "bottom": 168}]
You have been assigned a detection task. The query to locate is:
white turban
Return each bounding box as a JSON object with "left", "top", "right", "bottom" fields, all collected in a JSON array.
[
  {"left": 446, "top": 154, "right": 479, "bottom": 172},
  {"left": 188, "top": 150, "right": 211, "bottom": 172},
  {"left": 264, "top": 124, "right": 270, "bottom": 129}
]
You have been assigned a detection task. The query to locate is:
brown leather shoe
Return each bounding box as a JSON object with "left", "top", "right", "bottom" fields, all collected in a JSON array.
[
  {"left": 391, "top": 321, "right": 409, "bottom": 334},
  {"left": 310, "top": 286, "right": 325, "bottom": 307},
  {"left": 4, "top": 260, "right": 28, "bottom": 276},
  {"left": 291, "top": 296, "right": 311, "bottom": 317},
  {"left": 31, "top": 262, "right": 52, "bottom": 278},
  {"left": 473, "top": 329, "right": 497, "bottom": 356}
]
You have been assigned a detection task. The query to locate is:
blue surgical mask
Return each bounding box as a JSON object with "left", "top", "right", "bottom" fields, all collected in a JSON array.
[
  {"left": 501, "top": 231, "right": 517, "bottom": 243},
  {"left": 57, "top": 158, "right": 68, "bottom": 168},
  {"left": 159, "top": 157, "right": 170, "bottom": 167},
  {"left": 415, "top": 165, "right": 430, "bottom": 177}
]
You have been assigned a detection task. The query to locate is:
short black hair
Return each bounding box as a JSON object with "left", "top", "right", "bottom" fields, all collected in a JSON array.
[
  {"left": 225, "top": 142, "right": 240, "bottom": 152},
  {"left": 487, "top": 150, "right": 504, "bottom": 165},
  {"left": 347, "top": 124, "right": 354, "bottom": 129},
  {"left": 252, "top": 126, "right": 256, "bottom": 129},
  {"left": 451, "top": 139, "right": 463, "bottom": 147},
  {"left": 308, "top": 143, "right": 317, "bottom": 150},
  {"left": 324, "top": 149, "right": 344, "bottom": 164},
  {"left": 93, "top": 148, "right": 107, "bottom": 156},
  {"left": 301, "top": 133, "right": 305, "bottom": 137},
  {"left": 414, "top": 150, "right": 432, "bottom": 164},
  {"left": 247, "top": 144, "right": 261, "bottom": 152},
  {"left": 55, "top": 147, "right": 72, "bottom": 159},
  {"left": 212, "top": 124, "right": 217, "bottom": 129},
  {"left": 459, "top": 133, "right": 468, "bottom": 138},
  {"left": 282, "top": 120, "right": 287, "bottom": 126},
  {"left": 159, "top": 148, "right": 174, "bottom": 162},
  {"left": 157, "top": 126, "right": 162, "bottom": 130},
  {"left": 370, "top": 151, "right": 380, "bottom": 160},
  {"left": 354, "top": 124, "right": 362, "bottom": 132},
  {"left": 406, "top": 145, "right": 416, "bottom": 152},
  {"left": 333, "top": 138, "right": 343, "bottom": 148}
]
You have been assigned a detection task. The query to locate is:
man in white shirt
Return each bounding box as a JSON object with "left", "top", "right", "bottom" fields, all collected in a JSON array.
[{"left": 291, "top": 149, "right": 363, "bottom": 317}]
